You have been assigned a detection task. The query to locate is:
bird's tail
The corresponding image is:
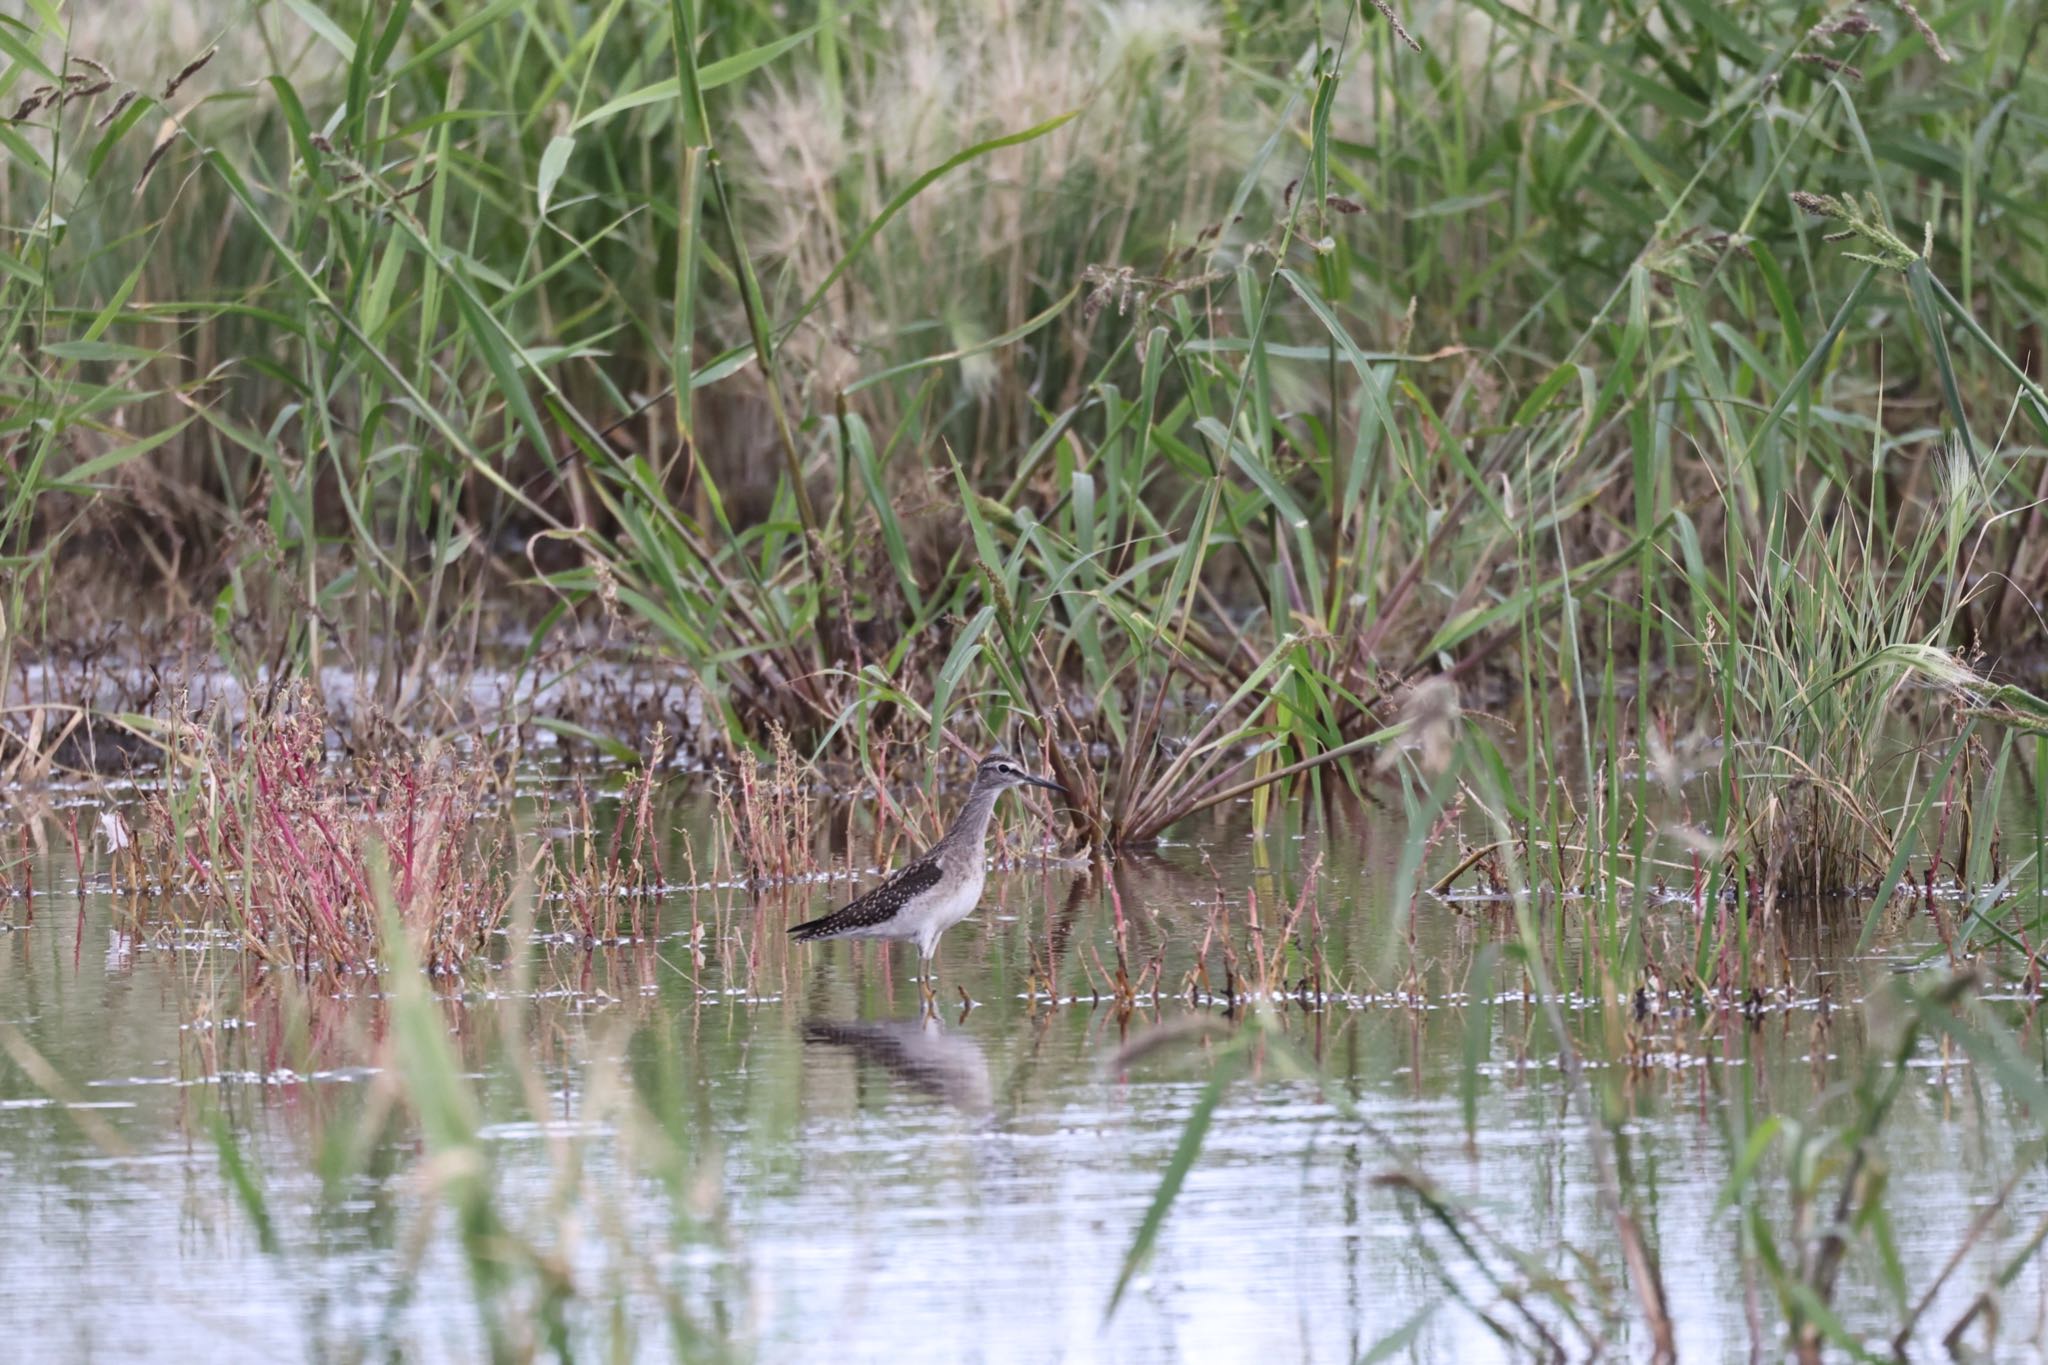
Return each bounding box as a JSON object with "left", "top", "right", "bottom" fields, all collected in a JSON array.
[{"left": 788, "top": 911, "right": 846, "bottom": 942}]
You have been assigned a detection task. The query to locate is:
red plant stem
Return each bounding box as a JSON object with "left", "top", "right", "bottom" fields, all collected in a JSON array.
[
  {"left": 1107, "top": 869, "right": 1128, "bottom": 947},
  {"left": 1244, "top": 886, "right": 1262, "bottom": 980},
  {"left": 1713, "top": 895, "right": 1732, "bottom": 998},
  {"left": 302, "top": 809, "right": 374, "bottom": 915},
  {"left": 258, "top": 767, "right": 345, "bottom": 959},
  {"left": 1933, "top": 768, "right": 1956, "bottom": 884},
  {"left": 640, "top": 760, "right": 665, "bottom": 904},
  {"left": 67, "top": 809, "right": 84, "bottom": 890},
  {"left": 68, "top": 810, "right": 85, "bottom": 969},
  {"left": 627, "top": 766, "right": 653, "bottom": 941},
  {"left": 580, "top": 780, "right": 600, "bottom": 940},
  {"left": 400, "top": 768, "right": 419, "bottom": 910},
  {"left": 608, "top": 779, "right": 634, "bottom": 941}
]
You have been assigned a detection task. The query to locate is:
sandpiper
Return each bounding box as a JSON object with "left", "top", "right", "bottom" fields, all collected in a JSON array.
[{"left": 789, "top": 754, "right": 1066, "bottom": 1002}]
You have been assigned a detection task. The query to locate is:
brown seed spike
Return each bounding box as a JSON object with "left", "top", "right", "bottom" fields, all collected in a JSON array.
[
  {"left": 1793, "top": 53, "right": 1863, "bottom": 79},
  {"left": 96, "top": 89, "right": 140, "bottom": 129},
  {"left": 391, "top": 171, "right": 438, "bottom": 202},
  {"left": 164, "top": 46, "right": 217, "bottom": 100},
  {"left": 1812, "top": 7, "right": 1877, "bottom": 37},
  {"left": 1369, "top": 0, "right": 1423, "bottom": 53},
  {"left": 133, "top": 119, "right": 178, "bottom": 197},
  {"left": 8, "top": 90, "right": 51, "bottom": 123},
  {"left": 1886, "top": 0, "right": 1953, "bottom": 61}
]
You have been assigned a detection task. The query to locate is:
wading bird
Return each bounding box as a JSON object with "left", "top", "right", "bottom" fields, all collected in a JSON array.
[{"left": 789, "top": 754, "right": 1066, "bottom": 1003}]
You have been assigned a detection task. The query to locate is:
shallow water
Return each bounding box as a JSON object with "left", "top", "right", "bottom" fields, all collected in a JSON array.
[{"left": 4, "top": 770, "right": 2047, "bottom": 1362}]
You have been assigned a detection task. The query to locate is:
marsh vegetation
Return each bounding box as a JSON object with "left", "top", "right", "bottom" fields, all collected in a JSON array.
[{"left": 5, "top": 0, "right": 2048, "bottom": 1358}]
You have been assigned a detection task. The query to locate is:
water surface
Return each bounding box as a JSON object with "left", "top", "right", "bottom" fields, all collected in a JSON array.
[{"left": 2, "top": 772, "right": 2043, "bottom": 1362}]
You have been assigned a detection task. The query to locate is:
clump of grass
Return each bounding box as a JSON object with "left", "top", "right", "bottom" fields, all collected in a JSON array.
[
  {"left": 717, "top": 725, "right": 819, "bottom": 889},
  {"left": 531, "top": 726, "right": 670, "bottom": 944},
  {"left": 143, "top": 684, "right": 514, "bottom": 975}
]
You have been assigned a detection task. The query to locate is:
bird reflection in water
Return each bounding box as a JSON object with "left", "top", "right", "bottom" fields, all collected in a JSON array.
[{"left": 803, "top": 1013, "right": 995, "bottom": 1115}]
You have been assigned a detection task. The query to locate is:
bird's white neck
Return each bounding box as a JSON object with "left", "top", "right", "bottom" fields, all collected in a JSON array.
[{"left": 932, "top": 780, "right": 1003, "bottom": 861}]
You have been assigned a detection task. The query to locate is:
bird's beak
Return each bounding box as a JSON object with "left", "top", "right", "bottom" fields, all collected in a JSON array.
[{"left": 1024, "top": 773, "right": 1067, "bottom": 795}]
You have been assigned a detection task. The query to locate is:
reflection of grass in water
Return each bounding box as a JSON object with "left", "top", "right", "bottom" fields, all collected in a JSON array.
[
  {"left": 1114, "top": 741, "right": 2048, "bottom": 1360},
  {"left": 192, "top": 861, "right": 754, "bottom": 1360},
  {"left": 8, "top": 764, "right": 2048, "bottom": 1358}
]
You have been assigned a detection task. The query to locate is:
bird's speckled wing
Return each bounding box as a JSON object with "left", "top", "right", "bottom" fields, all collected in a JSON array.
[{"left": 789, "top": 857, "right": 945, "bottom": 941}]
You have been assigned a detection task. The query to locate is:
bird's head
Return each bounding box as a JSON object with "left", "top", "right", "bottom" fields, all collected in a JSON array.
[{"left": 974, "top": 753, "right": 1066, "bottom": 795}]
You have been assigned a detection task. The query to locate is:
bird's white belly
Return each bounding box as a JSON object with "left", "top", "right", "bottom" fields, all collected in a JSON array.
[{"left": 901, "top": 867, "right": 984, "bottom": 957}]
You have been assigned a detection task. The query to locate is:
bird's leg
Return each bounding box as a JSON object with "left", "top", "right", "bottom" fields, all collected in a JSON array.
[{"left": 919, "top": 956, "right": 937, "bottom": 1012}]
